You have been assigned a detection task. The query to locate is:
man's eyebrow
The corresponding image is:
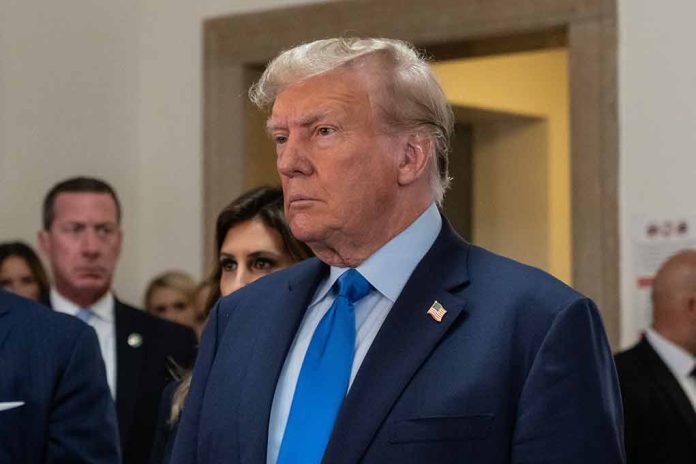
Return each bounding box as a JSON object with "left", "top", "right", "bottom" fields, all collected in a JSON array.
[{"left": 266, "top": 111, "right": 330, "bottom": 134}]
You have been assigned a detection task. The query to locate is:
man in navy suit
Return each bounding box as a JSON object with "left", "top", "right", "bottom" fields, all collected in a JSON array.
[
  {"left": 172, "top": 37, "right": 624, "bottom": 463},
  {"left": 0, "top": 290, "right": 120, "bottom": 463},
  {"left": 38, "top": 176, "right": 198, "bottom": 464}
]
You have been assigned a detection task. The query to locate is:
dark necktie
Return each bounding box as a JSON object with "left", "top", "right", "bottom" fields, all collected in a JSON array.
[{"left": 277, "top": 269, "right": 372, "bottom": 464}]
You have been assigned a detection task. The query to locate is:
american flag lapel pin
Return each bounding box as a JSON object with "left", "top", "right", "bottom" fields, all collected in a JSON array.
[{"left": 426, "top": 301, "right": 447, "bottom": 323}]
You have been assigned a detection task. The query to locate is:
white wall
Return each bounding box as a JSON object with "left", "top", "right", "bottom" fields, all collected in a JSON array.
[{"left": 618, "top": 0, "right": 696, "bottom": 347}]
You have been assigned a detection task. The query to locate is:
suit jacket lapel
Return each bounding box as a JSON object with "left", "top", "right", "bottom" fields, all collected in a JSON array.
[
  {"left": 114, "top": 300, "right": 146, "bottom": 446},
  {"left": 323, "top": 220, "right": 470, "bottom": 464},
  {"left": 639, "top": 339, "right": 696, "bottom": 438},
  {"left": 238, "top": 259, "right": 328, "bottom": 464}
]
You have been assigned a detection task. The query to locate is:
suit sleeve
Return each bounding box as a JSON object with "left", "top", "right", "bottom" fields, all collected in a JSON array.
[
  {"left": 511, "top": 298, "right": 625, "bottom": 464},
  {"left": 46, "top": 324, "right": 121, "bottom": 464},
  {"left": 170, "top": 300, "right": 223, "bottom": 464}
]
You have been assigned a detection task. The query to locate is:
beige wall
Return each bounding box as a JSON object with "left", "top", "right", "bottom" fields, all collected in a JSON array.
[{"left": 434, "top": 49, "right": 570, "bottom": 283}]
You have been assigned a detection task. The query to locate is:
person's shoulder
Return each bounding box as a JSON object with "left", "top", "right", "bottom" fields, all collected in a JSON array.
[
  {"left": 467, "top": 244, "right": 584, "bottom": 306},
  {"left": 224, "top": 257, "right": 323, "bottom": 303},
  {"left": 614, "top": 339, "right": 644, "bottom": 361},
  {"left": 1, "top": 290, "right": 89, "bottom": 338},
  {"left": 0, "top": 291, "right": 95, "bottom": 367},
  {"left": 614, "top": 339, "right": 652, "bottom": 380},
  {"left": 115, "top": 299, "right": 197, "bottom": 341}
]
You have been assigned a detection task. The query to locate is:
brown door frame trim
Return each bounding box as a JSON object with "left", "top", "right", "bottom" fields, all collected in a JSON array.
[{"left": 202, "top": 0, "right": 619, "bottom": 345}]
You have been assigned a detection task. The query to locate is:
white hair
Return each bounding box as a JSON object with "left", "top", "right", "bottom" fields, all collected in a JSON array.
[{"left": 249, "top": 37, "right": 454, "bottom": 204}]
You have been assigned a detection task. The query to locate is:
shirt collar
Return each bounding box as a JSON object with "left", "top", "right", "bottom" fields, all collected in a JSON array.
[
  {"left": 311, "top": 202, "right": 442, "bottom": 304},
  {"left": 645, "top": 327, "right": 696, "bottom": 378},
  {"left": 51, "top": 287, "right": 114, "bottom": 322}
]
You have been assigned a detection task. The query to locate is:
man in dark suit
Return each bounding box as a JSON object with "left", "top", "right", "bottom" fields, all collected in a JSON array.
[
  {"left": 615, "top": 250, "right": 696, "bottom": 463},
  {"left": 0, "top": 289, "right": 120, "bottom": 463},
  {"left": 38, "top": 176, "right": 198, "bottom": 464},
  {"left": 171, "top": 37, "right": 623, "bottom": 464}
]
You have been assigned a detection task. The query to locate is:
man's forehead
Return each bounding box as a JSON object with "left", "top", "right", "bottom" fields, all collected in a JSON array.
[
  {"left": 267, "top": 74, "right": 377, "bottom": 130},
  {"left": 53, "top": 192, "right": 118, "bottom": 221}
]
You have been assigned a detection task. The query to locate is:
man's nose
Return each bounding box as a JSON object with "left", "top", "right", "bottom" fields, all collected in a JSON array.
[
  {"left": 277, "top": 136, "right": 312, "bottom": 178},
  {"left": 81, "top": 229, "right": 101, "bottom": 256}
]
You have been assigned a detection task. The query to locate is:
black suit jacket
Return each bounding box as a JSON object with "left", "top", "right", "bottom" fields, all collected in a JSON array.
[
  {"left": 0, "top": 290, "right": 120, "bottom": 462},
  {"left": 50, "top": 296, "right": 198, "bottom": 464},
  {"left": 615, "top": 338, "right": 696, "bottom": 463},
  {"left": 114, "top": 300, "right": 198, "bottom": 464}
]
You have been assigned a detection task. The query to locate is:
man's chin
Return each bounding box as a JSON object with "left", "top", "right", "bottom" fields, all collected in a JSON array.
[
  {"left": 72, "top": 280, "right": 110, "bottom": 296},
  {"left": 290, "top": 224, "right": 326, "bottom": 246}
]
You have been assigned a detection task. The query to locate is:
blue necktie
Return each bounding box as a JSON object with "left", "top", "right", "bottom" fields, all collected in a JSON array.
[
  {"left": 76, "top": 308, "right": 93, "bottom": 323},
  {"left": 277, "top": 269, "right": 372, "bottom": 464}
]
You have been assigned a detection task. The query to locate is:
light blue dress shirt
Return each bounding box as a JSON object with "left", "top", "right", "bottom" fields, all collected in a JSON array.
[{"left": 266, "top": 203, "right": 442, "bottom": 464}]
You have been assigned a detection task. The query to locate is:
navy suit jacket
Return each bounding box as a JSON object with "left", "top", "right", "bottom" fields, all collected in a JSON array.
[
  {"left": 171, "top": 219, "right": 624, "bottom": 463},
  {"left": 0, "top": 290, "right": 120, "bottom": 463}
]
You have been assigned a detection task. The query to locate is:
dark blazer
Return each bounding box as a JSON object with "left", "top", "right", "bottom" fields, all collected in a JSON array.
[
  {"left": 114, "top": 300, "right": 198, "bottom": 464},
  {"left": 615, "top": 338, "right": 696, "bottom": 463},
  {"left": 171, "top": 219, "right": 624, "bottom": 463},
  {"left": 0, "top": 290, "right": 120, "bottom": 463},
  {"left": 49, "top": 296, "right": 198, "bottom": 464}
]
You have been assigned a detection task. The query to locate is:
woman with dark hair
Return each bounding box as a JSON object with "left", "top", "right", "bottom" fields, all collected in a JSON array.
[
  {"left": 0, "top": 241, "right": 50, "bottom": 304},
  {"left": 150, "top": 186, "right": 312, "bottom": 464},
  {"left": 205, "top": 185, "right": 312, "bottom": 307}
]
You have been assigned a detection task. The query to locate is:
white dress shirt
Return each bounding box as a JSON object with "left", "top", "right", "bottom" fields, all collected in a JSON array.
[
  {"left": 645, "top": 328, "right": 696, "bottom": 411},
  {"left": 267, "top": 203, "right": 442, "bottom": 464},
  {"left": 51, "top": 288, "right": 117, "bottom": 399}
]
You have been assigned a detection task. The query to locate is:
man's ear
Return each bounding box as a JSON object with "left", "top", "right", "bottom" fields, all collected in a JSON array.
[
  {"left": 397, "top": 132, "right": 432, "bottom": 186},
  {"left": 37, "top": 229, "right": 50, "bottom": 257},
  {"left": 687, "top": 293, "right": 696, "bottom": 315}
]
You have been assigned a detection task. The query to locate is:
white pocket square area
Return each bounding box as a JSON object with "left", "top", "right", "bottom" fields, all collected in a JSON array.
[{"left": 0, "top": 401, "right": 25, "bottom": 412}]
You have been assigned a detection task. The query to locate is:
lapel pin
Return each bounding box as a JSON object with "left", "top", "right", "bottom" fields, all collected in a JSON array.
[
  {"left": 127, "top": 333, "right": 143, "bottom": 348},
  {"left": 426, "top": 301, "right": 447, "bottom": 323}
]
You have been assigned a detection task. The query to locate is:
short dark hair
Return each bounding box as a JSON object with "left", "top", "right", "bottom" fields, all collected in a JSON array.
[
  {"left": 204, "top": 186, "right": 313, "bottom": 313},
  {"left": 43, "top": 176, "right": 121, "bottom": 229},
  {"left": 0, "top": 241, "right": 51, "bottom": 304}
]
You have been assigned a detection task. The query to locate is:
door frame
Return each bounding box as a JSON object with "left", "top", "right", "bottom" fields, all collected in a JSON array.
[{"left": 201, "top": 0, "right": 619, "bottom": 345}]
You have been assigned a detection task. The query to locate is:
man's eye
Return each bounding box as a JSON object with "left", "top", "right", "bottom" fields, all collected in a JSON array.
[
  {"left": 96, "top": 225, "right": 116, "bottom": 237},
  {"left": 317, "top": 127, "right": 334, "bottom": 136},
  {"left": 274, "top": 135, "right": 288, "bottom": 144},
  {"left": 64, "top": 224, "right": 84, "bottom": 235},
  {"left": 220, "top": 258, "right": 237, "bottom": 272}
]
